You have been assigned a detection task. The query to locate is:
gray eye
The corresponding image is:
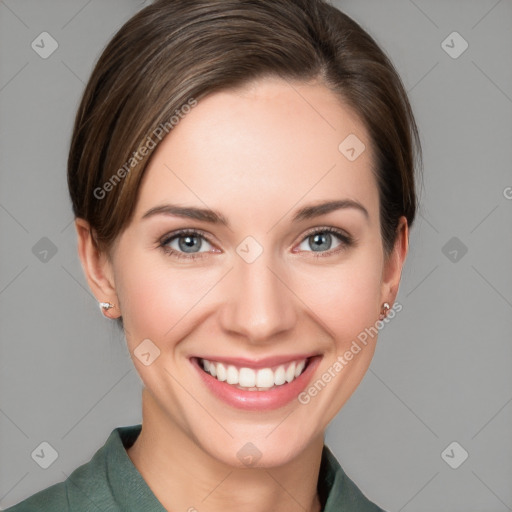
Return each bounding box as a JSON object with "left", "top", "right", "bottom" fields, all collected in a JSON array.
[
  {"left": 178, "top": 234, "right": 202, "bottom": 253},
  {"left": 165, "top": 233, "right": 213, "bottom": 254},
  {"left": 297, "top": 231, "right": 343, "bottom": 253}
]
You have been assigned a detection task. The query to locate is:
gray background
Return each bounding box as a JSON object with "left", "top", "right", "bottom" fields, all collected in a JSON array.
[{"left": 0, "top": 0, "right": 511, "bottom": 510}]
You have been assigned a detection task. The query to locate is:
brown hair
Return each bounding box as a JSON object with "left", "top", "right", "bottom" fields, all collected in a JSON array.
[{"left": 68, "top": 0, "right": 422, "bottom": 272}]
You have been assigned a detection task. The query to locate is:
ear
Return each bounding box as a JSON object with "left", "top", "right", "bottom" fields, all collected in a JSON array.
[
  {"left": 380, "top": 216, "right": 409, "bottom": 308},
  {"left": 74, "top": 218, "right": 119, "bottom": 318}
]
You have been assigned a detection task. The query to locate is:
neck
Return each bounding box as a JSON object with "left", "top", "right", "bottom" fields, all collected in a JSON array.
[{"left": 126, "top": 388, "right": 324, "bottom": 512}]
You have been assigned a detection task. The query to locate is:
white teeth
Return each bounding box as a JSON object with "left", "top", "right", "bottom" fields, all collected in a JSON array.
[
  {"left": 295, "top": 360, "right": 306, "bottom": 378},
  {"left": 199, "top": 358, "right": 308, "bottom": 390},
  {"left": 255, "top": 368, "right": 274, "bottom": 388},
  {"left": 285, "top": 362, "right": 296, "bottom": 383},
  {"left": 239, "top": 367, "right": 256, "bottom": 387},
  {"left": 226, "top": 365, "right": 238, "bottom": 385},
  {"left": 274, "top": 365, "right": 286, "bottom": 385},
  {"left": 216, "top": 363, "right": 227, "bottom": 382}
]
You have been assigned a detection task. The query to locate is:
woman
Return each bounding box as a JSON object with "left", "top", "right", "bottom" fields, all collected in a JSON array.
[{"left": 6, "top": 0, "right": 421, "bottom": 510}]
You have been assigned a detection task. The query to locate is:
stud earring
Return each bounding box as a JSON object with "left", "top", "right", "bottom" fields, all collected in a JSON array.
[
  {"left": 99, "top": 302, "right": 115, "bottom": 311},
  {"left": 380, "top": 302, "right": 390, "bottom": 320}
]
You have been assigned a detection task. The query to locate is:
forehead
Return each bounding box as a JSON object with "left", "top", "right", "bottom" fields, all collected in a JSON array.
[{"left": 134, "top": 77, "right": 378, "bottom": 227}]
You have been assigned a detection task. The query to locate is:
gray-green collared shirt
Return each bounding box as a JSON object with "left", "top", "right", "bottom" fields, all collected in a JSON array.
[{"left": 5, "top": 424, "right": 386, "bottom": 511}]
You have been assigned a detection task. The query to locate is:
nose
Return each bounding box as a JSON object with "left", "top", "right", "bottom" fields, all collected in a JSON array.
[{"left": 219, "top": 252, "right": 297, "bottom": 344}]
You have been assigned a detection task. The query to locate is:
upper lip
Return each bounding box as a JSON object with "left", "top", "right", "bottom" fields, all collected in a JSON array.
[{"left": 192, "top": 353, "right": 320, "bottom": 369}]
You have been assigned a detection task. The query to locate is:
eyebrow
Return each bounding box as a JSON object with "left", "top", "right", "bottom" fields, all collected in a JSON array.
[{"left": 141, "top": 199, "right": 369, "bottom": 227}]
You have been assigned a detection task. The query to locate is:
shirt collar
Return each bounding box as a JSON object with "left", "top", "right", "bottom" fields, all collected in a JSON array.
[{"left": 106, "top": 424, "right": 166, "bottom": 511}]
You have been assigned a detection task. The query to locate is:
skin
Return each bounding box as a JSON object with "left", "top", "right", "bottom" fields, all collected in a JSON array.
[{"left": 75, "top": 76, "right": 408, "bottom": 512}]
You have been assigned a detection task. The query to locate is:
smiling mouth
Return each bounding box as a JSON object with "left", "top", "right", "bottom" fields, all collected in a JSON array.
[{"left": 196, "top": 357, "right": 311, "bottom": 391}]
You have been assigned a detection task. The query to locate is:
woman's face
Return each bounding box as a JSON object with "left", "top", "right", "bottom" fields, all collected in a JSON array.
[{"left": 91, "top": 77, "right": 407, "bottom": 467}]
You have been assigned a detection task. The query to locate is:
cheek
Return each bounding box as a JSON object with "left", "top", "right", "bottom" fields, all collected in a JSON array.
[
  {"left": 292, "top": 251, "right": 383, "bottom": 342},
  {"left": 116, "top": 257, "right": 220, "bottom": 347}
]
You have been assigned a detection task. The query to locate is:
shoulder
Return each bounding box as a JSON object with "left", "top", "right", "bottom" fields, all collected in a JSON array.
[
  {"left": 3, "top": 457, "right": 107, "bottom": 512},
  {"left": 4, "top": 425, "right": 143, "bottom": 512},
  {"left": 3, "top": 481, "right": 70, "bottom": 511},
  {"left": 320, "top": 444, "right": 388, "bottom": 511}
]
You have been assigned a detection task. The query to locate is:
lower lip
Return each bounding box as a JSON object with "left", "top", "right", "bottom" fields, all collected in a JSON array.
[{"left": 191, "top": 356, "right": 322, "bottom": 411}]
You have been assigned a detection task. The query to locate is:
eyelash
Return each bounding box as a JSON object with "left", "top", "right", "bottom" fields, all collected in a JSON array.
[{"left": 158, "top": 227, "right": 354, "bottom": 261}]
